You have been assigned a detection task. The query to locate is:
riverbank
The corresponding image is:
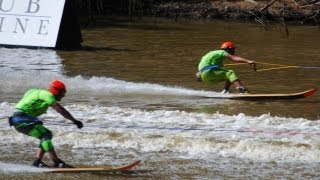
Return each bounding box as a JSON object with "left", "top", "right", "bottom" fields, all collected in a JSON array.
[
  {"left": 147, "top": 0, "right": 319, "bottom": 25},
  {"left": 76, "top": 1, "right": 319, "bottom": 27}
]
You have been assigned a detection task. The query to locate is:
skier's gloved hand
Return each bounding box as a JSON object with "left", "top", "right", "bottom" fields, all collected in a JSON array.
[{"left": 74, "top": 120, "right": 83, "bottom": 129}]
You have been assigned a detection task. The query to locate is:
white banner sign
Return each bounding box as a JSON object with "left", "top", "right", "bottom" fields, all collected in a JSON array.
[{"left": 0, "top": 0, "right": 66, "bottom": 47}]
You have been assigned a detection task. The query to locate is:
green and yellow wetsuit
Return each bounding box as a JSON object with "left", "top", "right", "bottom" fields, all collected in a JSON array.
[
  {"left": 11, "top": 89, "right": 56, "bottom": 152},
  {"left": 198, "top": 50, "right": 238, "bottom": 84}
]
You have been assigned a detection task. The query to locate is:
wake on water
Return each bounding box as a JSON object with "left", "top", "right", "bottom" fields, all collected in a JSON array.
[{"left": 1, "top": 100, "right": 320, "bottom": 164}]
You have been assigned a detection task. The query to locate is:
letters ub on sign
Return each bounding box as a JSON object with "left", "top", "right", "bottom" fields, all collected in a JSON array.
[{"left": 0, "top": 0, "right": 66, "bottom": 47}]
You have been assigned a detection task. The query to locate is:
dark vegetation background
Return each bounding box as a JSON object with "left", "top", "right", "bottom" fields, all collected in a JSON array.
[{"left": 74, "top": 0, "right": 320, "bottom": 26}]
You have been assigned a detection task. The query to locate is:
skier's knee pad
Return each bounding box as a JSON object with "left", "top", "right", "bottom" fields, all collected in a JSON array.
[{"left": 39, "top": 131, "right": 54, "bottom": 151}]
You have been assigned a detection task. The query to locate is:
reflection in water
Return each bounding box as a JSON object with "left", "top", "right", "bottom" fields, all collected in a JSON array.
[{"left": 0, "top": 48, "right": 63, "bottom": 73}]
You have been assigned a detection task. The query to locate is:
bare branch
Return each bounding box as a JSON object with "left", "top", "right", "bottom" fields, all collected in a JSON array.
[{"left": 261, "top": 0, "right": 279, "bottom": 12}]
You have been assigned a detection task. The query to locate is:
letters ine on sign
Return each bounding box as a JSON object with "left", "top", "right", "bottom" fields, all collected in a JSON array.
[{"left": 0, "top": 0, "right": 66, "bottom": 47}]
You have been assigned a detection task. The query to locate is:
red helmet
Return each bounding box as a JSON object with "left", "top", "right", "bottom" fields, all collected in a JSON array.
[
  {"left": 220, "top": 41, "right": 236, "bottom": 49},
  {"left": 49, "top": 80, "right": 66, "bottom": 95}
]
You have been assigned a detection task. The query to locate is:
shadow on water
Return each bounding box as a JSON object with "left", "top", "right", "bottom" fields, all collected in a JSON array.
[
  {"left": 80, "top": 45, "right": 137, "bottom": 52},
  {"left": 83, "top": 16, "right": 192, "bottom": 31}
]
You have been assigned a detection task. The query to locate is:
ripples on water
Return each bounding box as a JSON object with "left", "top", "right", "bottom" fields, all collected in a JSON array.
[{"left": 0, "top": 18, "right": 320, "bottom": 179}]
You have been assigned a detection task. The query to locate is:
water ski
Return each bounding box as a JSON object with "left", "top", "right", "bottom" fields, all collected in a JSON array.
[
  {"left": 206, "top": 89, "right": 316, "bottom": 100},
  {"left": 45, "top": 160, "right": 140, "bottom": 173}
]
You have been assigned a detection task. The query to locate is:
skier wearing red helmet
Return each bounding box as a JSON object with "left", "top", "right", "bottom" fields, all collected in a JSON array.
[
  {"left": 9, "top": 80, "right": 83, "bottom": 168},
  {"left": 197, "top": 41, "right": 256, "bottom": 93}
]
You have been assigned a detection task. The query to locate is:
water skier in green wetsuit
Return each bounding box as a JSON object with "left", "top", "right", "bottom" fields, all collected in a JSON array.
[
  {"left": 197, "top": 41, "right": 256, "bottom": 93},
  {"left": 9, "top": 80, "right": 83, "bottom": 168}
]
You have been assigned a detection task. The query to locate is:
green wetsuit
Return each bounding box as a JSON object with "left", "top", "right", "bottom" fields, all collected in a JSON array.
[
  {"left": 16, "top": 89, "right": 56, "bottom": 117},
  {"left": 12, "top": 89, "right": 57, "bottom": 152},
  {"left": 198, "top": 50, "right": 238, "bottom": 84}
]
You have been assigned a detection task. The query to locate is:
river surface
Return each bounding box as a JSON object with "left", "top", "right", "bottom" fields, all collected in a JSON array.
[{"left": 0, "top": 17, "right": 320, "bottom": 179}]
